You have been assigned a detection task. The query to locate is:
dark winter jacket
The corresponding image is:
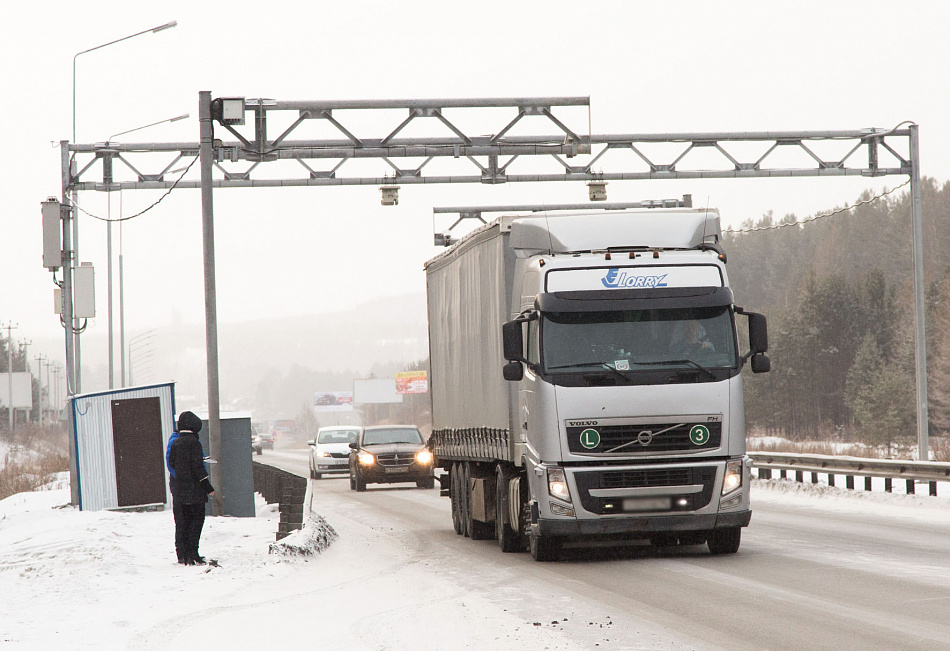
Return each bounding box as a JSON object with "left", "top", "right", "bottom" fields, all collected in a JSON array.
[{"left": 167, "top": 430, "right": 214, "bottom": 504}]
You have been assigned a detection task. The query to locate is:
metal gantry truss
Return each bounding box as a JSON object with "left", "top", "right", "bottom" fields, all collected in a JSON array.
[
  {"left": 54, "top": 96, "right": 927, "bottom": 512},
  {"left": 66, "top": 99, "right": 913, "bottom": 191}
]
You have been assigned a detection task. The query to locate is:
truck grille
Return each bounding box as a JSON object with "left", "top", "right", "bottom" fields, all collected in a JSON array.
[
  {"left": 573, "top": 466, "right": 717, "bottom": 515},
  {"left": 566, "top": 421, "right": 721, "bottom": 454}
]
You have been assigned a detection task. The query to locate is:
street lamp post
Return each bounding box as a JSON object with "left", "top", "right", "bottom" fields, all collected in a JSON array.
[
  {"left": 68, "top": 20, "right": 177, "bottom": 397},
  {"left": 106, "top": 113, "right": 188, "bottom": 389}
]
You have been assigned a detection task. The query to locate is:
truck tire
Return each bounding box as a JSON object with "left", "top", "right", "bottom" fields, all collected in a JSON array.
[
  {"left": 707, "top": 527, "right": 741, "bottom": 555},
  {"left": 495, "top": 466, "right": 521, "bottom": 553},
  {"left": 450, "top": 463, "right": 463, "bottom": 535},
  {"left": 529, "top": 533, "right": 560, "bottom": 562}
]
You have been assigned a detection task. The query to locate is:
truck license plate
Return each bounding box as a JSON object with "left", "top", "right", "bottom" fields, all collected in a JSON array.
[
  {"left": 385, "top": 467, "right": 409, "bottom": 473},
  {"left": 622, "top": 497, "right": 671, "bottom": 512}
]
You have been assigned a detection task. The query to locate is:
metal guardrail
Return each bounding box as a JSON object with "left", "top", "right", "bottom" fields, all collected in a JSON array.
[{"left": 749, "top": 452, "right": 950, "bottom": 497}]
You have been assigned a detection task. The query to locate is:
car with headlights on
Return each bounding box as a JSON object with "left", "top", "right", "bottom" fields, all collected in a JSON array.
[
  {"left": 308, "top": 426, "right": 361, "bottom": 479},
  {"left": 349, "top": 425, "right": 434, "bottom": 491},
  {"left": 251, "top": 427, "right": 263, "bottom": 456}
]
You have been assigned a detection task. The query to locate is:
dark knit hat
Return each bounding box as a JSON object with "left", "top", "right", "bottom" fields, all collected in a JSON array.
[{"left": 177, "top": 411, "right": 202, "bottom": 433}]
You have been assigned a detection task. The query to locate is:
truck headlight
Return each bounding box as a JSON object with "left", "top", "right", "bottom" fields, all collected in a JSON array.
[
  {"left": 722, "top": 459, "right": 742, "bottom": 495},
  {"left": 547, "top": 467, "right": 572, "bottom": 504},
  {"left": 415, "top": 449, "right": 433, "bottom": 465},
  {"left": 358, "top": 451, "right": 375, "bottom": 466}
]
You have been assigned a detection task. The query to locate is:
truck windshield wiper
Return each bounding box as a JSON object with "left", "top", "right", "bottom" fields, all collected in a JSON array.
[{"left": 546, "top": 361, "right": 632, "bottom": 383}]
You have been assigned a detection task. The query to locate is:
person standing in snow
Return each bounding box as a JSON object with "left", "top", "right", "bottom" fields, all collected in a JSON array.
[{"left": 167, "top": 411, "right": 214, "bottom": 565}]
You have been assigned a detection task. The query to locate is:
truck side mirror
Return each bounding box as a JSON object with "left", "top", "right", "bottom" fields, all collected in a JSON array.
[
  {"left": 503, "top": 361, "right": 524, "bottom": 382},
  {"left": 502, "top": 320, "right": 524, "bottom": 361},
  {"left": 747, "top": 312, "right": 768, "bottom": 354},
  {"left": 750, "top": 353, "right": 771, "bottom": 374}
]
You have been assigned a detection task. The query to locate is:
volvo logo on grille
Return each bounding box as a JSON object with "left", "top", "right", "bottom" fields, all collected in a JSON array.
[{"left": 637, "top": 430, "right": 653, "bottom": 446}]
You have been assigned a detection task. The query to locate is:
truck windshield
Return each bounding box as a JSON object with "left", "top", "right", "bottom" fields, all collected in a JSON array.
[{"left": 542, "top": 305, "right": 737, "bottom": 373}]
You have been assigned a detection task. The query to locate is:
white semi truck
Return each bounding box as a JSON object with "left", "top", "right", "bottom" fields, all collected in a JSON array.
[{"left": 425, "top": 207, "right": 770, "bottom": 561}]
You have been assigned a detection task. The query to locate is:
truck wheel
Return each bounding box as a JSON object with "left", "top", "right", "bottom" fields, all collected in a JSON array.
[
  {"left": 355, "top": 470, "right": 367, "bottom": 492},
  {"left": 707, "top": 527, "right": 741, "bottom": 555},
  {"left": 529, "top": 533, "right": 560, "bottom": 562},
  {"left": 450, "top": 463, "right": 463, "bottom": 535},
  {"left": 495, "top": 466, "right": 521, "bottom": 553}
]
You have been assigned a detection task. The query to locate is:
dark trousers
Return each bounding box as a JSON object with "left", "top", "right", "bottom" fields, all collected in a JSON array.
[{"left": 173, "top": 500, "right": 206, "bottom": 561}]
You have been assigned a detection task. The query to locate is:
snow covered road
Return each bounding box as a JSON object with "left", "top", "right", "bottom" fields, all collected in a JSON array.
[{"left": 3, "top": 450, "right": 950, "bottom": 650}]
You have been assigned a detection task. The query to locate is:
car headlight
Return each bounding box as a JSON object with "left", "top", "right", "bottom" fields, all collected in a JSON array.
[
  {"left": 547, "top": 467, "right": 572, "bottom": 504},
  {"left": 415, "top": 449, "right": 433, "bottom": 465},
  {"left": 318, "top": 450, "right": 331, "bottom": 458},
  {"left": 358, "top": 451, "right": 375, "bottom": 466},
  {"left": 722, "top": 459, "right": 742, "bottom": 495}
]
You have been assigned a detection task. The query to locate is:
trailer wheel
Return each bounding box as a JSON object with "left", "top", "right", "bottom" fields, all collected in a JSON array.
[
  {"left": 529, "top": 533, "right": 560, "bottom": 562},
  {"left": 707, "top": 527, "right": 741, "bottom": 555},
  {"left": 450, "top": 463, "right": 463, "bottom": 535},
  {"left": 495, "top": 466, "right": 522, "bottom": 553}
]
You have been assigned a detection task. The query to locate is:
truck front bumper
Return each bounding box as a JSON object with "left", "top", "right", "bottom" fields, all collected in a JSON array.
[{"left": 536, "top": 509, "right": 751, "bottom": 537}]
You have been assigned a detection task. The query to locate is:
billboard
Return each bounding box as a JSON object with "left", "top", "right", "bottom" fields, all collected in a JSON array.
[
  {"left": 353, "top": 379, "right": 403, "bottom": 405},
  {"left": 395, "top": 371, "right": 428, "bottom": 395},
  {"left": 314, "top": 391, "right": 354, "bottom": 412},
  {"left": 0, "top": 373, "right": 33, "bottom": 409}
]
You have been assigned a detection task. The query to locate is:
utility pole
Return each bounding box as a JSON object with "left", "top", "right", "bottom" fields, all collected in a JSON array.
[
  {"left": 35, "top": 354, "right": 46, "bottom": 425},
  {"left": 198, "top": 90, "right": 224, "bottom": 516}
]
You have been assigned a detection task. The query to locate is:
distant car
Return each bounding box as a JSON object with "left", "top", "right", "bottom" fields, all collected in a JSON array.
[
  {"left": 308, "top": 426, "right": 361, "bottom": 479},
  {"left": 348, "top": 425, "right": 434, "bottom": 491},
  {"left": 260, "top": 431, "right": 275, "bottom": 450},
  {"left": 251, "top": 428, "right": 263, "bottom": 456}
]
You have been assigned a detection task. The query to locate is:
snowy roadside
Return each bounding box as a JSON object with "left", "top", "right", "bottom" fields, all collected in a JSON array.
[
  {"left": 0, "top": 476, "right": 600, "bottom": 650},
  {"left": 4, "top": 474, "right": 950, "bottom": 650}
]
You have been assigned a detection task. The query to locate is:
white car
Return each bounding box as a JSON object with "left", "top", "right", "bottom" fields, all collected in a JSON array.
[{"left": 308, "top": 426, "right": 361, "bottom": 479}]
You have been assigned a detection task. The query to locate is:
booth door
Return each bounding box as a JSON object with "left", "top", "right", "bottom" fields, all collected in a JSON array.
[{"left": 112, "top": 397, "right": 166, "bottom": 507}]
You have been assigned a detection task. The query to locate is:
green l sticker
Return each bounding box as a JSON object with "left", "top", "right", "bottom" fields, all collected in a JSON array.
[
  {"left": 580, "top": 428, "right": 601, "bottom": 449},
  {"left": 689, "top": 425, "right": 710, "bottom": 445}
]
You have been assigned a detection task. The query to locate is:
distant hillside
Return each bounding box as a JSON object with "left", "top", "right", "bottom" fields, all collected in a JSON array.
[{"left": 67, "top": 292, "right": 429, "bottom": 419}]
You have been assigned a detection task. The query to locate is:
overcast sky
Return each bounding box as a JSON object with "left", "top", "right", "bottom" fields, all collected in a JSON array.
[{"left": 3, "top": 1, "right": 949, "bottom": 380}]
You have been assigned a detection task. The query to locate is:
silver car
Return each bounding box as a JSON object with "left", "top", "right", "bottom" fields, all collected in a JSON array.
[{"left": 308, "top": 426, "right": 361, "bottom": 479}]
